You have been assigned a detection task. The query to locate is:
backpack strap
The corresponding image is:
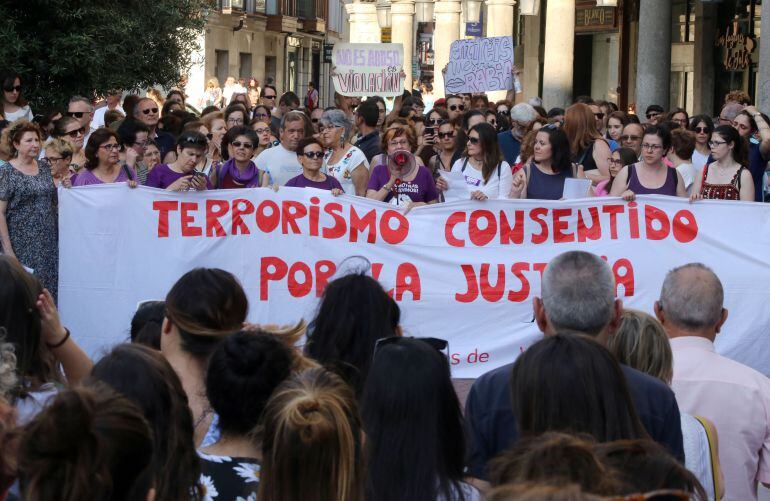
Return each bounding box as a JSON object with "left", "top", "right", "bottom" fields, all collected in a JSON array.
[
  {"left": 497, "top": 162, "right": 501, "bottom": 178},
  {"left": 461, "top": 157, "right": 469, "bottom": 173}
]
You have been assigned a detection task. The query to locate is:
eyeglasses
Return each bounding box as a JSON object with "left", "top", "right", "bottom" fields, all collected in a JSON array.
[
  {"left": 388, "top": 139, "right": 410, "bottom": 148},
  {"left": 373, "top": 336, "right": 449, "bottom": 359},
  {"left": 449, "top": 104, "right": 465, "bottom": 112},
  {"left": 64, "top": 127, "right": 86, "bottom": 138},
  {"left": 594, "top": 112, "right": 605, "bottom": 120},
  {"left": 254, "top": 128, "right": 269, "bottom": 134},
  {"left": 231, "top": 141, "right": 254, "bottom": 149},
  {"left": 693, "top": 127, "right": 710, "bottom": 133},
  {"left": 43, "top": 156, "right": 65, "bottom": 163},
  {"left": 709, "top": 140, "right": 727, "bottom": 147},
  {"left": 254, "top": 112, "right": 270, "bottom": 119},
  {"left": 641, "top": 143, "right": 663, "bottom": 151},
  {"left": 438, "top": 132, "right": 455, "bottom": 139},
  {"left": 3, "top": 85, "right": 21, "bottom": 93},
  {"left": 302, "top": 151, "right": 324, "bottom": 159},
  {"left": 467, "top": 136, "right": 480, "bottom": 145},
  {"left": 100, "top": 143, "right": 121, "bottom": 151},
  {"left": 141, "top": 107, "right": 159, "bottom": 115},
  {"left": 227, "top": 118, "right": 244, "bottom": 125},
  {"left": 66, "top": 111, "right": 88, "bottom": 119},
  {"left": 621, "top": 135, "right": 640, "bottom": 142},
  {"left": 609, "top": 158, "right": 625, "bottom": 165}
]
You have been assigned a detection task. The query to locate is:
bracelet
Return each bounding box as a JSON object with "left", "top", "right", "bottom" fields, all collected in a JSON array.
[{"left": 46, "top": 328, "right": 70, "bottom": 349}]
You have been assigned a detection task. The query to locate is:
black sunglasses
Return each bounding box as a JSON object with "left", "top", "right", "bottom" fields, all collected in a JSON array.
[
  {"left": 374, "top": 336, "right": 449, "bottom": 358},
  {"left": 594, "top": 112, "right": 605, "bottom": 119},
  {"left": 438, "top": 132, "right": 455, "bottom": 139},
  {"left": 262, "top": 94, "right": 276, "bottom": 99},
  {"left": 3, "top": 85, "right": 21, "bottom": 93},
  {"left": 179, "top": 135, "right": 207, "bottom": 146},
  {"left": 311, "top": 118, "right": 320, "bottom": 123},
  {"left": 142, "top": 107, "right": 159, "bottom": 115},
  {"left": 693, "top": 127, "right": 710, "bottom": 133},
  {"left": 467, "top": 136, "right": 480, "bottom": 144},
  {"left": 231, "top": 141, "right": 254, "bottom": 149},
  {"left": 65, "top": 127, "right": 86, "bottom": 137},
  {"left": 66, "top": 111, "right": 87, "bottom": 118},
  {"left": 302, "top": 151, "right": 324, "bottom": 159},
  {"left": 449, "top": 104, "right": 466, "bottom": 112}
]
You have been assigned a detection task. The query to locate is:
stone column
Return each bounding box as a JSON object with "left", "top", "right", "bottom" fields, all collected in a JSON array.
[
  {"left": 391, "top": 0, "right": 416, "bottom": 91},
  {"left": 344, "top": 2, "right": 381, "bottom": 44},
  {"left": 542, "top": 0, "right": 575, "bottom": 108},
  {"left": 433, "top": 0, "right": 462, "bottom": 98},
  {"left": 485, "top": 0, "right": 516, "bottom": 102},
  {"left": 758, "top": 0, "right": 770, "bottom": 112},
  {"left": 693, "top": 2, "right": 716, "bottom": 116},
  {"left": 635, "top": 0, "right": 672, "bottom": 113},
  {"left": 521, "top": 13, "right": 542, "bottom": 101}
]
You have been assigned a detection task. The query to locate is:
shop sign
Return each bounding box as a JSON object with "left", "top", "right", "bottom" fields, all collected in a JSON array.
[
  {"left": 715, "top": 19, "right": 756, "bottom": 71},
  {"left": 575, "top": 6, "right": 616, "bottom": 33},
  {"left": 287, "top": 36, "right": 301, "bottom": 48},
  {"left": 323, "top": 43, "right": 334, "bottom": 64}
]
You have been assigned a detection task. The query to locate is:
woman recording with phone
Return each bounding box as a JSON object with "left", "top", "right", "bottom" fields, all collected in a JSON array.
[{"left": 145, "top": 132, "right": 211, "bottom": 191}]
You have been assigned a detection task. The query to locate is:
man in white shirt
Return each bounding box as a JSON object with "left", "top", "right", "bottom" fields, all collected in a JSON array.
[
  {"left": 257, "top": 110, "right": 306, "bottom": 186},
  {"left": 656, "top": 263, "right": 770, "bottom": 501},
  {"left": 92, "top": 90, "right": 124, "bottom": 128}
]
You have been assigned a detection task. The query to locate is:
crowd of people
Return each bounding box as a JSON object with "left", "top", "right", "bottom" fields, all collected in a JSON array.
[{"left": 1, "top": 67, "right": 770, "bottom": 500}]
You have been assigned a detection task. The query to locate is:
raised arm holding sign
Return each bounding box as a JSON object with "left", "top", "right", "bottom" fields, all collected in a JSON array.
[
  {"left": 444, "top": 36, "right": 515, "bottom": 95},
  {"left": 331, "top": 43, "right": 405, "bottom": 98}
]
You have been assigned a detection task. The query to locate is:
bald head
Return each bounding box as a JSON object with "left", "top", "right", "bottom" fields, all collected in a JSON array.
[
  {"left": 541, "top": 251, "right": 616, "bottom": 336},
  {"left": 659, "top": 264, "right": 724, "bottom": 332}
]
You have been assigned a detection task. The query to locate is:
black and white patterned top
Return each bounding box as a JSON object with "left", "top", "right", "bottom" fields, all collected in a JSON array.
[{"left": 198, "top": 451, "right": 260, "bottom": 501}]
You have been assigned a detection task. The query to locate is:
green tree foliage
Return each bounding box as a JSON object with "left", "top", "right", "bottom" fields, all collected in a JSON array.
[{"left": 0, "top": 0, "right": 212, "bottom": 110}]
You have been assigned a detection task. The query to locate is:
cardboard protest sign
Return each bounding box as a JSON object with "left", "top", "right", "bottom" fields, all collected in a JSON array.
[
  {"left": 445, "top": 36, "right": 514, "bottom": 94},
  {"left": 331, "top": 43, "right": 404, "bottom": 97}
]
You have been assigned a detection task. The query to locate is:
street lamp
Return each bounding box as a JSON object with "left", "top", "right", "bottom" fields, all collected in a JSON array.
[
  {"left": 518, "top": 0, "right": 540, "bottom": 16},
  {"left": 415, "top": 0, "right": 434, "bottom": 22},
  {"left": 595, "top": 0, "right": 617, "bottom": 6},
  {"left": 377, "top": 0, "right": 392, "bottom": 27},
  {"left": 462, "top": 0, "right": 482, "bottom": 23}
]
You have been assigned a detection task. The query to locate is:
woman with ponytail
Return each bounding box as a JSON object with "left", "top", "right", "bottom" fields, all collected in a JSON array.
[
  {"left": 18, "top": 385, "right": 154, "bottom": 501},
  {"left": 258, "top": 368, "right": 364, "bottom": 501}
]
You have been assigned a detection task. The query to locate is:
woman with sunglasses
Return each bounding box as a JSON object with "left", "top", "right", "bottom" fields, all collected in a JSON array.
[
  {"left": 210, "top": 126, "right": 262, "bottom": 189},
  {"left": 285, "top": 137, "right": 343, "bottom": 194},
  {"left": 145, "top": 132, "right": 210, "bottom": 191},
  {"left": 319, "top": 109, "right": 369, "bottom": 196},
  {"left": 688, "top": 115, "right": 714, "bottom": 173},
  {"left": 362, "top": 337, "right": 481, "bottom": 501},
  {"left": 610, "top": 125, "right": 687, "bottom": 200},
  {"left": 510, "top": 125, "right": 578, "bottom": 200},
  {"left": 690, "top": 125, "right": 753, "bottom": 202},
  {"left": 420, "top": 108, "right": 449, "bottom": 167},
  {"left": 440, "top": 122, "right": 512, "bottom": 200},
  {"left": 52, "top": 117, "right": 87, "bottom": 173},
  {"left": 0, "top": 72, "right": 33, "bottom": 122},
  {"left": 428, "top": 120, "right": 458, "bottom": 180},
  {"left": 72, "top": 128, "right": 138, "bottom": 187}
]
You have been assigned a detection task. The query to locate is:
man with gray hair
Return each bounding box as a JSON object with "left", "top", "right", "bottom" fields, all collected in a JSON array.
[
  {"left": 498, "top": 102, "right": 539, "bottom": 166},
  {"left": 256, "top": 110, "right": 306, "bottom": 186},
  {"left": 465, "top": 250, "right": 684, "bottom": 480},
  {"left": 656, "top": 263, "right": 770, "bottom": 501},
  {"left": 66, "top": 96, "right": 95, "bottom": 144},
  {"left": 717, "top": 101, "right": 745, "bottom": 127}
]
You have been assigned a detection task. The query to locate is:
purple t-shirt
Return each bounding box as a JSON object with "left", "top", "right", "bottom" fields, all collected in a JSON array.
[
  {"left": 285, "top": 173, "right": 343, "bottom": 191},
  {"left": 366, "top": 164, "right": 439, "bottom": 206},
  {"left": 145, "top": 164, "right": 212, "bottom": 190},
  {"left": 72, "top": 165, "right": 136, "bottom": 186}
]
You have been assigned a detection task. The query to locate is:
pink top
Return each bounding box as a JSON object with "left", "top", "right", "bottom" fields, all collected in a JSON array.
[
  {"left": 594, "top": 179, "right": 611, "bottom": 197},
  {"left": 671, "top": 336, "right": 770, "bottom": 501}
]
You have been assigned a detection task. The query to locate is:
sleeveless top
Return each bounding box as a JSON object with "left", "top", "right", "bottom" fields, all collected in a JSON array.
[
  {"left": 575, "top": 141, "right": 597, "bottom": 171},
  {"left": 526, "top": 162, "right": 572, "bottom": 200},
  {"left": 681, "top": 413, "right": 720, "bottom": 501},
  {"left": 699, "top": 163, "right": 744, "bottom": 200},
  {"left": 627, "top": 163, "right": 678, "bottom": 196}
]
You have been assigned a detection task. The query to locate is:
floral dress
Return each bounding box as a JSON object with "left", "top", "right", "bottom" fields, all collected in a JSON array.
[
  {"left": 323, "top": 146, "right": 369, "bottom": 195},
  {"left": 198, "top": 451, "right": 260, "bottom": 501},
  {"left": 0, "top": 160, "right": 58, "bottom": 299}
]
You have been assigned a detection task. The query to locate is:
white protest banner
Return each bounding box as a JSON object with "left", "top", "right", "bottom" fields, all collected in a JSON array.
[
  {"left": 331, "top": 43, "right": 404, "bottom": 97},
  {"left": 59, "top": 185, "right": 770, "bottom": 378},
  {"left": 445, "top": 36, "right": 514, "bottom": 94}
]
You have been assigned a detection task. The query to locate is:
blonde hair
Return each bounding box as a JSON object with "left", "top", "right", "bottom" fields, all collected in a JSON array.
[
  {"left": 258, "top": 368, "right": 363, "bottom": 501},
  {"left": 44, "top": 138, "right": 74, "bottom": 160},
  {"left": 607, "top": 309, "right": 673, "bottom": 385},
  {"left": 201, "top": 111, "right": 225, "bottom": 133},
  {"left": 206, "top": 77, "right": 220, "bottom": 89}
]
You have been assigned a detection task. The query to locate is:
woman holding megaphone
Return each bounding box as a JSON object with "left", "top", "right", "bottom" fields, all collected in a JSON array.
[{"left": 366, "top": 124, "right": 439, "bottom": 210}]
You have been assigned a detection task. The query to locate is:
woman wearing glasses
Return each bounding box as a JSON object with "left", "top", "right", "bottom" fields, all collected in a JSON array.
[
  {"left": 593, "top": 147, "right": 638, "bottom": 197},
  {"left": 688, "top": 115, "right": 714, "bottom": 173},
  {"left": 224, "top": 105, "right": 247, "bottom": 131},
  {"left": 285, "top": 137, "right": 343, "bottom": 193},
  {"left": 319, "top": 109, "right": 369, "bottom": 196},
  {"left": 210, "top": 126, "right": 262, "bottom": 189},
  {"left": 428, "top": 120, "right": 459, "bottom": 180},
  {"left": 419, "top": 108, "right": 448, "bottom": 167},
  {"left": 72, "top": 129, "right": 137, "bottom": 187},
  {"left": 145, "top": 132, "right": 210, "bottom": 191},
  {"left": 442, "top": 122, "right": 512, "bottom": 200},
  {"left": 690, "top": 125, "right": 753, "bottom": 202},
  {"left": 52, "top": 117, "right": 87, "bottom": 173},
  {"left": 43, "top": 138, "right": 74, "bottom": 188},
  {"left": 0, "top": 72, "right": 33, "bottom": 122},
  {"left": 610, "top": 125, "right": 687, "bottom": 200}
]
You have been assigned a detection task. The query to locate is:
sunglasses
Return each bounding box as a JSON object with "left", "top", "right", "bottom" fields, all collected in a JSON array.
[
  {"left": 646, "top": 112, "right": 661, "bottom": 119},
  {"left": 594, "top": 112, "right": 605, "bottom": 119},
  {"left": 428, "top": 118, "right": 442, "bottom": 124},
  {"left": 141, "top": 107, "right": 159, "bottom": 115},
  {"left": 373, "top": 336, "right": 449, "bottom": 358},
  {"left": 180, "top": 135, "right": 207, "bottom": 146},
  {"left": 262, "top": 94, "right": 276, "bottom": 99},
  {"left": 449, "top": 104, "right": 466, "bottom": 112},
  {"left": 621, "top": 135, "right": 640, "bottom": 141},
  {"left": 467, "top": 136, "right": 480, "bottom": 144},
  {"left": 438, "top": 132, "right": 455, "bottom": 139},
  {"left": 693, "top": 127, "right": 710, "bottom": 133},
  {"left": 609, "top": 158, "right": 625, "bottom": 165},
  {"left": 65, "top": 127, "right": 86, "bottom": 137},
  {"left": 302, "top": 151, "right": 324, "bottom": 159},
  {"left": 3, "top": 85, "right": 21, "bottom": 93},
  {"left": 311, "top": 118, "right": 320, "bottom": 123},
  {"left": 66, "top": 111, "right": 88, "bottom": 119},
  {"left": 231, "top": 141, "right": 254, "bottom": 149}
]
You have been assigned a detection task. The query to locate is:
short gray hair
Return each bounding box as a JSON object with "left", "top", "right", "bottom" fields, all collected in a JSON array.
[
  {"left": 68, "top": 95, "right": 94, "bottom": 112},
  {"left": 541, "top": 251, "right": 616, "bottom": 336},
  {"left": 281, "top": 110, "right": 307, "bottom": 130},
  {"left": 510, "top": 103, "right": 538, "bottom": 123},
  {"left": 659, "top": 263, "right": 724, "bottom": 330},
  {"left": 320, "top": 108, "right": 353, "bottom": 140},
  {"left": 720, "top": 102, "right": 745, "bottom": 122},
  {"left": 527, "top": 97, "right": 543, "bottom": 108}
]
